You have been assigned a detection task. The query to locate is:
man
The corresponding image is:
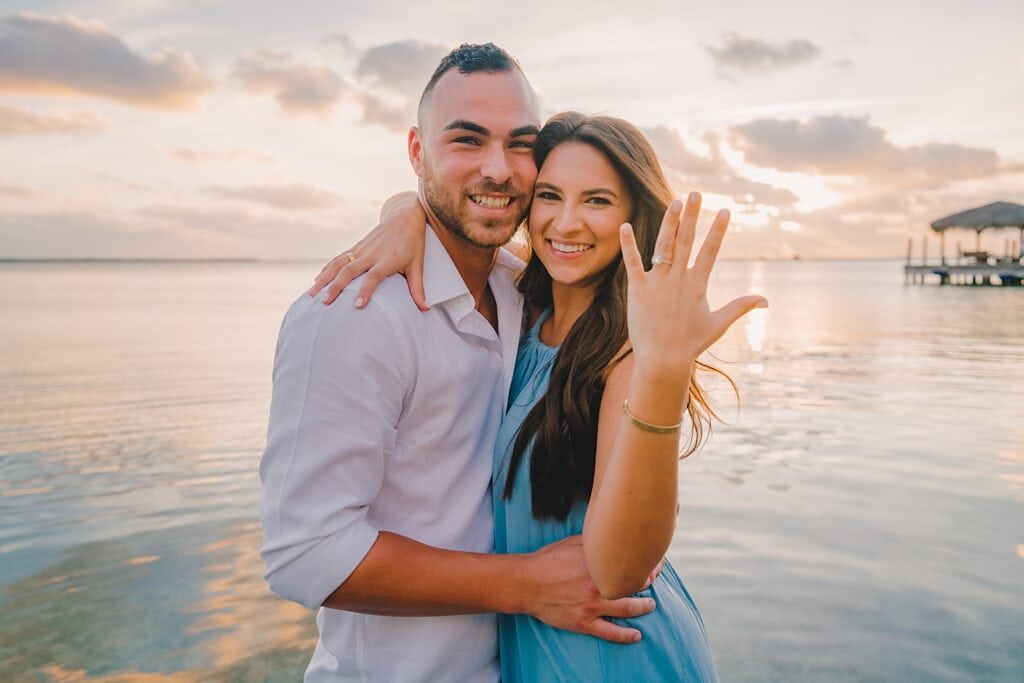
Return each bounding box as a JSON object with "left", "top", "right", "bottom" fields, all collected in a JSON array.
[{"left": 260, "top": 44, "right": 653, "bottom": 682}]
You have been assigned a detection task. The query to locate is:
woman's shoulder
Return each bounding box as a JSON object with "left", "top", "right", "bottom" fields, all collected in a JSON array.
[{"left": 603, "top": 341, "right": 634, "bottom": 385}]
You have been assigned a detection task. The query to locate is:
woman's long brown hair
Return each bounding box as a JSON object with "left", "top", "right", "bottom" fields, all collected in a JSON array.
[{"left": 503, "top": 112, "right": 734, "bottom": 521}]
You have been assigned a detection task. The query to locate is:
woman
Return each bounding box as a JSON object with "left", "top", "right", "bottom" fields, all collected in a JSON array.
[{"left": 313, "top": 113, "right": 766, "bottom": 681}]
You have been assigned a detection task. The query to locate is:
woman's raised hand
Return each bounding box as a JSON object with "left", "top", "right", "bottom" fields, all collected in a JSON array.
[
  {"left": 308, "top": 191, "right": 430, "bottom": 309},
  {"left": 619, "top": 192, "right": 767, "bottom": 386}
]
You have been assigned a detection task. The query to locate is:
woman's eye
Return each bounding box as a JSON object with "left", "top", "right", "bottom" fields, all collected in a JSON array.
[
  {"left": 536, "top": 191, "right": 559, "bottom": 201},
  {"left": 587, "top": 196, "right": 612, "bottom": 205}
]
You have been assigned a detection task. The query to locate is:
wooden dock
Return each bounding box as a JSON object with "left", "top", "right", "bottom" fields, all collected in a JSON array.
[
  {"left": 904, "top": 262, "right": 1024, "bottom": 286},
  {"left": 906, "top": 201, "right": 1024, "bottom": 286}
]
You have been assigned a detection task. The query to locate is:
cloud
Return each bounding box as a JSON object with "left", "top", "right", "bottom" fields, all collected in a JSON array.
[
  {"left": 232, "top": 49, "right": 345, "bottom": 116},
  {"left": 706, "top": 33, "right": 822, "bottom": 78},
  {"left": 644, "top": 126, "right": 799, "bottom": 209},
  {"left": 831, "top": 59, "right": 855, "bottom": 75},
  {"left": 0, "top": 103, "right": 106, "bottom": 135},
  {"left": 0, "top": 183, "right": 36, "bottom": 197},
  {"left": 352, "top": 38, "right": 449, "bottom": 131},
  {"left": 0, "top": 207, "right": 358, "bottom": 259},
  {"left": 231, "top": 37, "right": 448, "bottom": 130},
  {"left": 76, "top": 166, "right": 152, "bottom": 192},
  {"left": 171, "top": 147, "right": 276, "bottom": 164},
  {"left": 728, "top": 115, "right": 1013, "bottom": 188},
  {"left": 0, "top": 12, "right": 214, "bottom": 108},
  {"left": 0, "top": 210, "right": 201, "bottom": 258},
  {"left": 133, "top": 205, "right": 374, "bottom": 258},
  {"left": 356, "top": 39, "right": 449, "bottom": 97},
  {"left": 205, "top": 183, "right": 341, "bottom": 210}
]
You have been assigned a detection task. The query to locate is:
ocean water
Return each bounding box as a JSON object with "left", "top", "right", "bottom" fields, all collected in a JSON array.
[{"left": 0, "top": 260, "right": 1021, "bottom": 682}]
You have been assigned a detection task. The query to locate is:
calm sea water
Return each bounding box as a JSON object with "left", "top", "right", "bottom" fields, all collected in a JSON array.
[{"left": 0, "top": 260, "right": 1021, "bottom": 682}]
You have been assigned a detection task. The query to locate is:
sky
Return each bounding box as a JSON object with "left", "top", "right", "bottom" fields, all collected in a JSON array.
[{"left": 1, "top": 0, "right": 1022, "bottom": 260}]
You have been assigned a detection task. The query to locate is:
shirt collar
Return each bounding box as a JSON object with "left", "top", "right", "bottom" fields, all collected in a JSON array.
[
  {"left": 422, "top": 225, "right": 526, "bottom": 309},
  {"left": 423, "top": 225, "right": 472, "bottom": 308}
]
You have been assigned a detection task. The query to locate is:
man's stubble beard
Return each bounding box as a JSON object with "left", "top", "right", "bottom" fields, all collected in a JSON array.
[{"left": 421, "top": 165, "right": 530, "bottom": 250}]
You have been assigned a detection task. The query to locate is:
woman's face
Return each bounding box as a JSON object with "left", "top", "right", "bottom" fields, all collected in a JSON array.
[{"left": 528, "top": 142, "right": 633, "bottom": 289}]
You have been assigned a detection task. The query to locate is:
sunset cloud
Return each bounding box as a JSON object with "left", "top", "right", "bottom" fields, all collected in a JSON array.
[
  {"left": 644, "top": 126, "right": 799, "bottom": 209},
  {"left": 0, "top": 207, "right": 352, "bottom": 259},
  {"left": 205, "top": 183, "right": 341, "bottom": 210},
  {"left": 232, "top": 49, "right": 345, "bottom": 116},
  {"left": 133, "top": 205, "right": 369, "bottom": 258},
  {"left": 231, "top": 37, "right": 447, "bottom": 129},
  {"left": 0, "top": 13, "right": 214, "bottom": 108},
  {"left": 352, "top": 38, "right": 449, "bottom": 131},
  {"left": 728, "top": 115, "right": 1012, "bottom": 188},
  {"left": 0, "top": 183, "right": 36, "bottom": 197},
  {"left": 171, "top": 147, "right": 276, "bottom": 164},
  {"left": 0, "top": 103, "right": 106, "bottom": 135},
  {"left": 706, "top": 33, "right": 822, "bottom": 78}
]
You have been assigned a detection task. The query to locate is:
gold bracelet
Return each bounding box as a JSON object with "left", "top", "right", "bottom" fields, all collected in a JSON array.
[{"left": 622, "top": 399, "right": 684, "bottom": 434}]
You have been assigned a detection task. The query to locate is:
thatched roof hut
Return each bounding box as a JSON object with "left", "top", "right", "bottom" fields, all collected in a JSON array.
[
  {"left": 928, "top": 201, "right": 1024, "bottom": 261},
  {"left": 930, "top": 201, "right": 1024, "bottom": 232}
]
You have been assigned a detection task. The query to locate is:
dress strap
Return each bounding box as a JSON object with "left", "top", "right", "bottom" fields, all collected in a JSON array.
[{"left": 526, "top": 307, "right": 553, "bottom": 340}]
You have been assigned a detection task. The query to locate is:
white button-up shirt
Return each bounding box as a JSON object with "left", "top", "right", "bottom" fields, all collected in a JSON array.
[{"left": 260, "top": 227, "right": 524, "bottom": 682}]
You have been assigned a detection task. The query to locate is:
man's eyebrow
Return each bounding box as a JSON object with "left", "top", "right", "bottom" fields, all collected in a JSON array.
[
  {"left": 441, "top": 121, "right": 540, "bottom": 138},
  {"left": 443, "top": 120, "right": 489, "bottom": 135},
  {"left": 510, "top": 125, "right": 540, "bottom": 138}
]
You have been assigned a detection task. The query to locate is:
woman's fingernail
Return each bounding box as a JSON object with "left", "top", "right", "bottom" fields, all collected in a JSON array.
[
  {"left": 354, "top": 297, "right": 365, "bottom": 308},
  {"left": 755, "top": 300, "right": 769, "bottom": 309},
  {"left": 689, "top": 191, "right": 700, "bottom": 203},
  {"left": 669, "top": 200, "right": 682, "bottom": 213},
  {"left": 632, "top": 632, "right": 642, "bottom": 642}
]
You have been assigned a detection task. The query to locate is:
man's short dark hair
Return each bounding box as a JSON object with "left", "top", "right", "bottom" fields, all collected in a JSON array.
[{"left": 416, "top": 43, "right": 524, "bottom": 126}]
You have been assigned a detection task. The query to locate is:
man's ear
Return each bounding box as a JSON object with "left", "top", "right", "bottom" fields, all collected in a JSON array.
[{"left": 408, "top": 127, "right": 425, "bottom": 178}]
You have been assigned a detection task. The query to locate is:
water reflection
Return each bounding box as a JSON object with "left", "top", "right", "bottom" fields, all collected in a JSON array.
[
  {"left": 0, "top": 520, "right": 315, "bottom": 681},
  {"left": 1, "top": 261, "right": 1022, "bottom": 682}
]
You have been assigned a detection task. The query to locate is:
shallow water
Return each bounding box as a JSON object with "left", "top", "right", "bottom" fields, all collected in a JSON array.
[{"left": 0, "top": 260, "right": 1021, "bottom": 681}]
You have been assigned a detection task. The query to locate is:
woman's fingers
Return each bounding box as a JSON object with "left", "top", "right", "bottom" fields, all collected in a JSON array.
[
  {"left": 322, "top": 257, "right": 370, "bottom": 304},
  {"left": 651, "top": 199, "right": 683, "bottom": 266},
  {"left": 691, "top": 208, "right": 731, "bottom": 286},
  {"left": 406, "top": 253, "right": 430, "bottom": 312},
  {"left": 673, "top": 192, "right": 701, "bottom": 269},
  {"left": 309, "top": 257, "right": 344, "bottom": 297},
  {"left": 354, "top": 265, "right": 389, "bottom": 308},
  {"left": 619, "top": 223, "right": 645, "bottom": 284},
  {"left": 310, "top": 247, "right": 362, "bottom": 297},
  {"left": 713, "top": 294, "right": 769, "bottom": 334}
]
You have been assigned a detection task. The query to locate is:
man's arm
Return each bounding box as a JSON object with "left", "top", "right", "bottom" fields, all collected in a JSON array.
[{"left": 260, "top": 291, "right": 653, "bottom": 642}]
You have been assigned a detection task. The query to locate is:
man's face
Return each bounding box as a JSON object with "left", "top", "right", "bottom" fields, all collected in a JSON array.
[{"left": 409, "top": 70, "right": 540, "bottom": 249}]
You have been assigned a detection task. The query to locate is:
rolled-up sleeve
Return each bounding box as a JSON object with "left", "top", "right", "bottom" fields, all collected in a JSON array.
[{"left": 259, "top": 291, "right": 410, "bottom": 609}]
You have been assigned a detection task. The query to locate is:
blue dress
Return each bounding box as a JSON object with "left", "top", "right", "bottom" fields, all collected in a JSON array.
[{"left": 493, "top": 310, "right": 719, "bottom": 683}]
